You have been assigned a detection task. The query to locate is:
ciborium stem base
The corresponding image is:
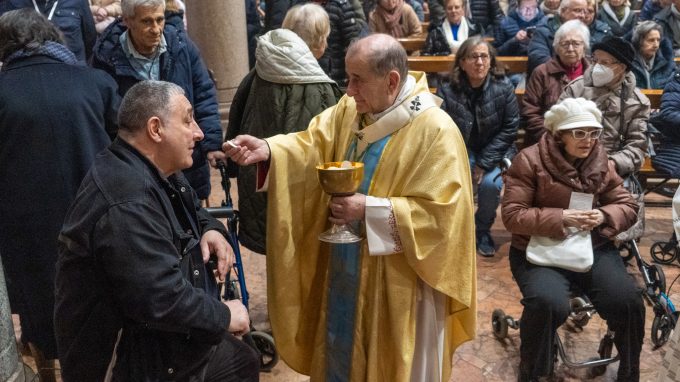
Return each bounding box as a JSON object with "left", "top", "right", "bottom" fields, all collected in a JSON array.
[{"left": 319, "top": 223, "right": 362, "bottom": 243}]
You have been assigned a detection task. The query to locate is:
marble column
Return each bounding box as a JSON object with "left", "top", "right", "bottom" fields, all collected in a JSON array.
[
  {"left": 185, "top": 0, "right": 250, "bottom": 128},
  {"left": 0, "top": 257, "right": 23, "bottom": 382}
]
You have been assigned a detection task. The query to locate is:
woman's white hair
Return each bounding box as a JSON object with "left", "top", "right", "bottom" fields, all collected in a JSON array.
[
  {"left": 544, "top": 97, "right": 603, "bottom": 135},
  {"left": 282, "top": 3, "right": 330, "bottom": 54},
  {"left": 553, "top": 19, "right": 591, "bottom": 51}
]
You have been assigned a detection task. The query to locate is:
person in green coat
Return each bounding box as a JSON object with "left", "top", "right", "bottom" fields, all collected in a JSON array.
[{"left": 226, "top": 3, "right": 342, "bottom": 254}]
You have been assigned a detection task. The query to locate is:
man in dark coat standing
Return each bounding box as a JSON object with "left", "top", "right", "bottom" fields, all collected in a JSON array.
[
  {"left": 55, "top": 80, "right": 258, "bottom": 382},
  {"left": 0, "top": 9, "right": 119, "bottom": 381},
  {"left": 0, "top": 0, "right": 96, "bottom": 63},
  {"left": 92, "top": 0, "right": 224, "bottom": 200}
]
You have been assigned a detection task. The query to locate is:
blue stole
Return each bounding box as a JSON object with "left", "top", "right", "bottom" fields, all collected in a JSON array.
[{"left": 324, "top": 134, "right": 392, "bottom": 381}]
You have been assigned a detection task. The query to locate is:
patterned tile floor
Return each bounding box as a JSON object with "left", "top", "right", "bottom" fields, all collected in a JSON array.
[{"left": 12, "top": 171, "right": 679, "bottom": 382}]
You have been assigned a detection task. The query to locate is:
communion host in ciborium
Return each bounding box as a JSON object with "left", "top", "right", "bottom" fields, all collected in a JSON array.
[{"left": 224, "top": 33, "right": 476, "bottom": 382}]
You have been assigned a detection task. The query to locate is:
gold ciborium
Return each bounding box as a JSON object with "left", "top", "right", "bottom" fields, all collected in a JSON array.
[{"left": 317, "top": 161, "right": 364, "bottom": 243}]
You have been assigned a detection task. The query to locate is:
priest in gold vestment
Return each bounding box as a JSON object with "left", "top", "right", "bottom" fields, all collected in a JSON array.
[{"left": 224, "top": 34, "right": 477, "bottom": 382}]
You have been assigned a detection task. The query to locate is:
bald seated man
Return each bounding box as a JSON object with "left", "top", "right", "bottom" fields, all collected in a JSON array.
[
  {"left": 223, "top": 34, "right": 477, "bottom": 382},
  {"left": 55, "top": 81, "right": 259, "bottom": 382}
]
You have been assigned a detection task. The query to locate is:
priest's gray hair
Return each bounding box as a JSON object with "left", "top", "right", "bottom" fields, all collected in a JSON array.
[
  {"left": 347, "top": 34, "right": 409, "bottom": 86},
  {"left": 118, "top": 80, "right": 184, "bottom": 134}
]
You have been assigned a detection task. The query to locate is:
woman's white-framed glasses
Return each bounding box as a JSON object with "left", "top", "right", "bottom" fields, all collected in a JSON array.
[{"left": 569, "top": 129, "right": 602, "bottom": 140}]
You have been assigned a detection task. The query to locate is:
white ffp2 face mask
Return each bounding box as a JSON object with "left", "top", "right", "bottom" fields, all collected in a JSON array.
[{"left": 591, "top": 63, "right": 615, "bottom": 87}]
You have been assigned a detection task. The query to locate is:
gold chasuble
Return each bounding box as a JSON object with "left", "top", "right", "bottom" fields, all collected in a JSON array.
[{"left": 264, "top": 71, "right": 476, "bottom": 381}]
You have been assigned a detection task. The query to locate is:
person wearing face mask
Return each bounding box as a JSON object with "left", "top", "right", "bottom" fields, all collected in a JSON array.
[
  {"left": 560, "top": 35, "right": 650, "bottom": 177},
  {"left": 598, "top": 0, "right": 637, "bottom": 37},
  {"left": 629, "top": 21, "right": 675, "bottom": 89},
  {"left": 653, "top": 0, "right": 680, "bottom": 55},
  {"left": 495, "top": 0, "right": 545, "bottom": 56}
]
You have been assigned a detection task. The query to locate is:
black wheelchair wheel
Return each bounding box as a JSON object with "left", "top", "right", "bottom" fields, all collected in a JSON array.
[
  {"left": 491, "top": 309, "right": 509, "bottom": 340},
  {"left": 251, "top": 331, "right": 279, "bottom": 372},
  {"left": 652, "top": 314, "right": 674, "bottom": 348},
  {"left": 650, "top": 242, "right": 678, "bottom": 265}
]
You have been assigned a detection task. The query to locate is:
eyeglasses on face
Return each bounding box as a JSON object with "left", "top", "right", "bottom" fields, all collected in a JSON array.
[
  {"left": 568, "top": 129, "right": 602, "bottom": 140},
  {"left": 558, "top": 40, "right": 584, "bottom": 48},
  {"left": 464, "top": 54, "right": 490, "bottom": 62},
  {"left": 590, "top": 55, "right": 620, "bottom": 66}
]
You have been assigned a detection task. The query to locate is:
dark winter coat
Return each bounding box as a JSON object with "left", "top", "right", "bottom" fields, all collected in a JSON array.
[
  {"left": 597, "top": 4, "right": 637, "bottom": 37},
  {"left": 225, "top": 29, "right": 342, "bottom": 253},
  {"left": 650, "top": 72, "right": 680, "bottom": 143},
  {"left": 92, "top": 20, "right": 222, "bottom": 199},
  {"left": 427, "top": 0, "right": 504, "bottom": 35},
  {"left": 653, "top": 6, "right": 680, "bottom": 52},
  {"left": 437, "top": 75, "right": 519, "bottom": 171},
  {"left": 0, "top": 54, "right": 118, "bottom": 359},
  {"left": 264, "top": 0, "right": 306, "bottom": 31},
  {"left": 502, "top": 134, "right": 637, "bottom": 251},
  {"left": 422, "top": 18, "right": 484, "bottom": 56},
  {"left": 318, "top": 0, "right": 367, "bottom": 87},
  {"left": 630, "top": 37, "right": 676, "bottom": 89},
  {"left": 522, "top": 57, "right": 590, "bottom": 146},
  {"left": 0, "top": 0, "right": 96, "bottom": 63},
  {"left": 55, "top": 138, "right": 230, "bottom": 381},
  {"left": 528, "top": 16, "right": 611, "bottom": 74},
  {"left": 494, "top": 8, "right": 546, "bottom": 56},
  {"left": 640, "top": 0, "right": 664, "bottom": 21}
]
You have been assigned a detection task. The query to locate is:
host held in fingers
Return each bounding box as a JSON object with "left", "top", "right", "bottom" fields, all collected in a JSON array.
[
  {"left": 54, "top": 81, "right": 259, "bottom": 381},
  {"left": 224, "top": 33, "right": 477, "bottom": 382}
]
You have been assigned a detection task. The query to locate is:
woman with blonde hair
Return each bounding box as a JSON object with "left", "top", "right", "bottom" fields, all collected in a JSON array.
[{"left": 225, "top": 3, "right": 341, "bottom": 255}]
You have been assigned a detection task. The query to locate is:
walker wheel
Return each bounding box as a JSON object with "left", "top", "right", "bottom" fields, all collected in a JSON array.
[
  {"left": 569, "top": 297, "right": 590, "bottom": 328},
  {"left": 651, "top": 242, "right": 678, "bottom": 265},
  {"left": 491, "top": 309, "right": 509, "bottom": 340},
  {"left": 652, "top": 313, "right": 674, "bottom": 348},
  {"left": 251, "top": 331, "right": 279, "bottom": 372},
  {"left": 650, "top": 264, "right": 667, "bottom": 295},
  {"left": 619, "top": 242, "right": 635, "bottom": 263}
]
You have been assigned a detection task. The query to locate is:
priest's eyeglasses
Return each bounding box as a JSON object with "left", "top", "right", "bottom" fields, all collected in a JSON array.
[{"left": 569, "top": 129, "right": 602, "bottom": 140}]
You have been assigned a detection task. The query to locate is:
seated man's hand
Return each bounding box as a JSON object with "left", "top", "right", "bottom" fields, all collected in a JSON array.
[
  {"left": 328, "top": 194, "right": 366, "bottom": 225},
  {"left": 224, "top": 299, "right": 250, "bottom": 335},
  {"left": 200, "top": 230, "right": 233, "bottom": 281},
  {"left": 222, "top": 135, "right": 270, "bottom": 165},
  {"left": 206, "top": 150, "right": 226, "bottom": 168}
]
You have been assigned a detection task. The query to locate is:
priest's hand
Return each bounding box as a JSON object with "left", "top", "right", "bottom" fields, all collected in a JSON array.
[
  {"left": 222, "top": 135, "right": 270, "bottom": 165},
  {"left": 329, "top": 194, "right": 366, "bottom": 224}
]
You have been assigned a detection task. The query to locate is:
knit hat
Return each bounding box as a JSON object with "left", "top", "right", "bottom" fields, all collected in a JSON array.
[
  {"left": 591, "top": 35, "right": 635, "bottom": 71},
  {"left": 544, "top": 98, "right": 603, "bottom": 134}
]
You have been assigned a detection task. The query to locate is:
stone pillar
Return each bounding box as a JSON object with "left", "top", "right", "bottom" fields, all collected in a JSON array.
[
  {"left": 0, "top": 257, "right": 23, "bottom": 382},
  {"left": 185, "top": 1, "right": 250, "bottom": 127}
]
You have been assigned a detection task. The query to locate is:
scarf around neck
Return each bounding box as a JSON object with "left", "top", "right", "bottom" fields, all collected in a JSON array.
[
  {"left": 376, "top": 0, "right": 405, "bottom": 37},
  {"left": 3, "top": 40, "right": 78, "bottom": 67}
]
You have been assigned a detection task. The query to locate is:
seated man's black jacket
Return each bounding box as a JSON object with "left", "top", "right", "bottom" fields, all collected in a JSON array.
[{"left": 55, "top": 138, "right": 230, "bottom": 381}]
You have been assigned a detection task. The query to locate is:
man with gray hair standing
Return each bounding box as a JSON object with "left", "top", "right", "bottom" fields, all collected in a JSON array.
[
  {"left": 92, "top": 0, "right": 224, "bottom": 201},
  {"left": 55, "top": 81, "right": 258, "bottom": 382},
  {"left": 225, "top": 34, "right": 477, "bottom": 382}
]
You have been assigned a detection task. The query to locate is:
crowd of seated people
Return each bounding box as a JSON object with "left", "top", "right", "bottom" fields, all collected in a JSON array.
[{"left": 4, "top": 0, "right": 680, "bottom": 380}]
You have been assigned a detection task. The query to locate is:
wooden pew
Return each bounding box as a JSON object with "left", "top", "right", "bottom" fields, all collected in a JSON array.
[
  {"left": 398, "top": 37, "right": 426, "bottom": 52},
  {"left": 408, "top": 55, "right": 528, "bottom": 73}
]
